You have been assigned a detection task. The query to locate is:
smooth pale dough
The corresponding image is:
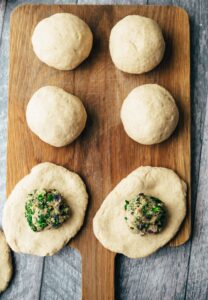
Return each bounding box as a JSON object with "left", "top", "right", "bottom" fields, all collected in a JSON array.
[
  {"left": 93, "top": 166, "right": 186, "bottom": 258},
  {"left": 2, "top": 163, "right": 88, "bottom": 256},
  {"left": 0, "top": 230, "right": 12, "bottom": 293},
  {"left": 121, "top": 84, "right": 179, "bottom": 145},
  {"left": 26, "top": 86, "right": 87, "bottom": 147},
  {"left": 109, "top": 15, "right": 165, "bottom": 74},
  {"left": 32, "top": 13, "right": 93, "bottom": 70}
]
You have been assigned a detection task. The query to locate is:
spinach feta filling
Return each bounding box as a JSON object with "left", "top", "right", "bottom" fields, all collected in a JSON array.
[
  {"left": 124, "top": 193, "right": 166, "bottom": 235},
  {"left": 25, "top": 189, "right": 70, "bottom": 232}
]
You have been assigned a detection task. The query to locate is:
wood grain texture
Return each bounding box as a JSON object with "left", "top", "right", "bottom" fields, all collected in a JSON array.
[
  {"left": 1, "top": 1, "right": 208, "bottom": 300},
  {"left": 185, "top": 111, "right": 208, "bottom": 300},
  {"left": 183, "top": 0, "right": 208, "bottom": 298},
  {"left": 6, "top": 4, "right": 190, "bottom": 300},
  {"left": 62, "top": 2, "right": 191, "bottom": 300}
]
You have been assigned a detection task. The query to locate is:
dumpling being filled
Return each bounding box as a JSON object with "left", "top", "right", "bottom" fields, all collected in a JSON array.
[{"left": 93, "top": 166, "right": 186, "bottom": 258}]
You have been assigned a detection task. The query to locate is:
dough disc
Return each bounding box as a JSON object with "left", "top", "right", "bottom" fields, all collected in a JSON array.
[
  {"left": 3, "top": 163, "right": 88, "bottom": 256},
  {"left": 0, "top": 230, "right": 13, "bottom": 292},
  {"left": 93, "top": 166, "right": 186, "bottom": 258}
]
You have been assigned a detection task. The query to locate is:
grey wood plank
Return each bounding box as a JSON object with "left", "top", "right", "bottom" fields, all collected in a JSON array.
[
  {"left": 183, "top": 0, "right": 208, "bottom": 296},
  {"left": 116, "top": 245, "right": 190, "bottom": 300},
  {"left": 1, "top": 253, "right": 44, "bottom": 300},
  {"left": 78, "top": 0, "right": 147, "bottom": 4},
  {"left": 40, "top": 247, "right": 81, "bottom": 300},
  {"left": 186, "top": 105, "right": 208, "bottom": 300},
  {"left": 0, "top": 0, "right": 6, "bottom": 42}
]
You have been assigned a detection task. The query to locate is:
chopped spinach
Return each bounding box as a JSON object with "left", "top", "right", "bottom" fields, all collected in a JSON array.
[
  {"left": 25, "top": 189, "right": 70, "bottom": 232},
  {"left": 124, "top": 193, "right": 166, "bottom": 235}
]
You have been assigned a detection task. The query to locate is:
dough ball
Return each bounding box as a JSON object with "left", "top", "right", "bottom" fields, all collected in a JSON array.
[
  {"left": 0, "top": 230, "right": 13, "bottom": 292},
  {"left": 121, "top": 84, "right": 179, "bottom": 145},
  {"left": 93, "top": 166, "right": 186, "bottom": 258},
  {"left": 26, "top": 86, "right": 87, "bottom": 147},
  {"left": 32, "top": 13, "right": 93, "bottom": 70},
  {"left": 109, "top": 15, "right": 165, "bottom": 74},
  {"left": 2, "top": 163, "right": 88, "bottom": 256}
]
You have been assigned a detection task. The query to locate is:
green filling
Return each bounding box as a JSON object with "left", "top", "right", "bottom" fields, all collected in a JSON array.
[
  {"left": 124, "top": 193, "right": 166, "bottom": 235},
  {"left": 25, "top": 189, "right": 70, "bottom": 232}
]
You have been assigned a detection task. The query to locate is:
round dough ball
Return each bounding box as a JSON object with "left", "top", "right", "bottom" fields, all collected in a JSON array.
[
  {"left": 109, "top": 15, "right": 165, "bottom": 74},
  {"left": 32, "top": 13, "right": 93, "bottom": 70},
  {"left": 26, "top": 86, "right": 87, "bottom": 147},
  {"left": 0, "top": 230, "right": 13, "bottom": 292},
  {"left": 121, "top": 84, "right": 179, "bottom": 145},
  {"left": 2, "top": 163, "right": 88, "bottom": 256},
  {"left": 93, "top": 166, "right": 186, "bottom": 258}
]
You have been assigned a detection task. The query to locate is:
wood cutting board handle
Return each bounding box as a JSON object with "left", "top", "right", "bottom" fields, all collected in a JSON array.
[{"left": 81, "top": 246, "right": 116, "bottom": 300}]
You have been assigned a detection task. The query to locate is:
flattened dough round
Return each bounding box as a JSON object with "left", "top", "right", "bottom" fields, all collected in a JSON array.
[
  {"left": 0, "top": 230, "right": 12, "bottom": 292},
  {"left": 121, "top": 84, "right": 179, "bottom": 145},
  {"left": 26, "top": 86, "right": 87, "bottom": 147},
  {"left": 93, "top": 166, "right": 186, "bottom": 258},
  {"left": 3, "top": 163, "right": 88, "bottom": 256},
  {"left": 109, "top": 15, "right": 165, "bottom": 74},
  {"left": 32, "top": 13, "right": 93, "bottom": 70}
]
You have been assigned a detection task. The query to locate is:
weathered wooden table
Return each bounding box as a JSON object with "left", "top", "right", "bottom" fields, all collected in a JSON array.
[{"left": 0, "top": 0, "right": 207, "bottom": 299}]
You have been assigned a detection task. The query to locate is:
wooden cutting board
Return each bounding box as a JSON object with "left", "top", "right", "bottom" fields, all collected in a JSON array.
[{"left": 7, "top": 4, "right": 190, "bottom": 300}]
